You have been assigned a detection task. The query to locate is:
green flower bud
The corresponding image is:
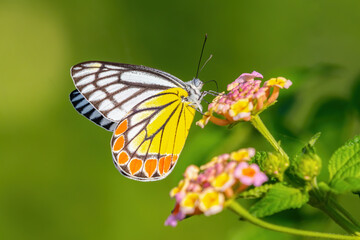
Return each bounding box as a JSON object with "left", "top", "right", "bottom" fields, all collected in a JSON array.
[
  {"left": 254, "top": 151, "right": 289, "bottom": 181},
  {"left": 291, "top": 133, "right": 322, "bottom": 182},
  {"left": 293, "top": 147, "right": 321, "bottom": 182}
]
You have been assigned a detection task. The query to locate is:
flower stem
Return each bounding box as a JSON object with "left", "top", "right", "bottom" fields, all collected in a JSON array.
[
  {"left": 250, "top": 115, "right": 288, "bottom": 160},
  {"left": 309, "top": 187, "right": 360, "bottom": 235},
  {"left": 318, "top": 203, "right": 360, "bottom": 236},
  {"left": 226, "top": 199, "right": 360, "bottom": 240},
  {"left": 329, "top": 198, "right": 360, "bottom": 230}
]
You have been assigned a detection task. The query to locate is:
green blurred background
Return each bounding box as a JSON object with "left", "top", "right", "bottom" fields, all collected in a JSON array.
[{"left": 1, "top": 0, "right": 360, "bottom": 239}]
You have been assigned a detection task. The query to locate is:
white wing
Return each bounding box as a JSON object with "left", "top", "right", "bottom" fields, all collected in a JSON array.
[
  {"left": 70, "top": 61, "right": 186, "bottom": 122},
  {"left": 69, "top": 89, "right": 117, "bottom": 131}
]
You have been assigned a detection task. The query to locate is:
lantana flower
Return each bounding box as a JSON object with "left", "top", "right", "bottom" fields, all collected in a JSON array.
[
  {"left": 234, "top": 162, "right": 268, "bottom": 187},
  {"left": 196, "top": 71, "right": 292, "bottom": 128},
  {"left": 165, "top": 148, "right": 268, "bottom": 227}
]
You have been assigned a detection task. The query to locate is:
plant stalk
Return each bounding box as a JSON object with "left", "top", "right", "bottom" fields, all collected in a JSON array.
[
  {"left": 250, "top": 115, "right": 288, "bottom": 160},
  {"left": 226, "top": 199, "right": 360, "bottom": 239}
]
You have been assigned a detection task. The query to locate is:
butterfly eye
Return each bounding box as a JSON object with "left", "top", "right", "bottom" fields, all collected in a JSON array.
[{"left": 193, "top": 78, "right": 203, "bottom": 88}]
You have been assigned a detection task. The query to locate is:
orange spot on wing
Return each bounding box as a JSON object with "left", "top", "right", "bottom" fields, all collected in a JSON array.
[
  {"left": 118, "top": 151, "right": 129, "bottom": 165},
  {"left": 115, "top": 120, "right": 128, "bottom": 136},
  {"left": 129, "top": 158, "right": 143, "bottom": 175},
  {"left": 164, "top": 155, "right": 171, "bottom": 173},
  {"left": 145, "top": 159, "right": 157, "bottom": 177},
  {"left": 113, "top": 135, "right": 125, "bottom": 152},
  {"left": 172, "top": 155, "right": 178, "bottom": 163},
  {"left": 159, "top": 157, "right": 165, "bottom": 175}
]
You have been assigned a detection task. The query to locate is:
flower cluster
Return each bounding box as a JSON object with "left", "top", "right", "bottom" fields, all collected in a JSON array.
[
  {"left": 165, "top": 148, "right": 268, "bottom": 227},
  {"left": 197, "top": 71, "right": 292, "bottom": 128}
]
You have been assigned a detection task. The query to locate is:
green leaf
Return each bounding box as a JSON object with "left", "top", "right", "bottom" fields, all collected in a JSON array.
[
  {"left": 328, "top": 135, "right": 360, "bottom": 194},
  {"left": 330, "top": 177, "right": 360, "bottom": 194},
  {"left": 249, "top": 183, "right": 309, "bottom": 218},
  {"left": 238, "top": 184, "right": 273, "bottom": 199}
]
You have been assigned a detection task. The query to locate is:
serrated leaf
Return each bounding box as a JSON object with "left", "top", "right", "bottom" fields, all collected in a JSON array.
[
  {"left": 238, "top": 184, "right": 273, "bottom": 199},
  {"left": 249, "top": 184, "right": 309, "bottom": 218},
  {"left": 328, "top": 135, "right": 360, "bottom": 193},
  {"left": 329, "top": 136, "right": 360, "bottom": 180},
  {"left": 329, "top": 177, "right": 360, "bottom": 194}
]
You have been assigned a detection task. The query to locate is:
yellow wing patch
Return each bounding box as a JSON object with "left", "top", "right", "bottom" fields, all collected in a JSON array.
[{"left": 111, "top": 88, "right": 195, "bottom": 181}]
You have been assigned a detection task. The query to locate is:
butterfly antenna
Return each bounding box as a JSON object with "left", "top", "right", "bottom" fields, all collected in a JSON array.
[
  {"left": 203, "top": 79, "right": 219, "bottom": 93},
  {"left": 200, "top": 54, "right": 213, "bottom": 73},
  {"left": 195, "top": 34, "right": 208, "bottom": 79}
]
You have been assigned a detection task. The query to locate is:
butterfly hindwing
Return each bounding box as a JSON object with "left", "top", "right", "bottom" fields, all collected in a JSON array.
[
  {"left": 71, "top": 61, "right": 186, "bottom": 122},
  {"left": 111, "top": 88, "right": 195, "bottom": 181},
  {"left": 70, "top": 90, "right": 117, "bottom": 131}
]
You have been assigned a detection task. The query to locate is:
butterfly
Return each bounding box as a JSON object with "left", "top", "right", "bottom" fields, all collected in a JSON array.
[{"left": 70, "top": 61, "right": 210, "bottom": 181}]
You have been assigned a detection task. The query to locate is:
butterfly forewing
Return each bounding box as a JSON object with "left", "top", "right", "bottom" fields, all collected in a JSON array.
[
  {"left": 111, "top": 88, "right": 195, "bottom": 181},
  {"left": 71, "top": 61, "right": 186, "bottom": 122}
]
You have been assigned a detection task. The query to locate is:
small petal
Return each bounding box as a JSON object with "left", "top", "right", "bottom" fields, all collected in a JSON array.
[
  {"left": 253, "top": 172, "right": 268, "bottom": 186},
  {"left": 199, "top": 189, "right": 225, "bottom": 216},
  {"left": 229, "top": 99, "right": 253, "bottom": 119},
  {"left": 230, "top": 148, "right": 255, "bottom": 161},
  {"left": 227, "top": 82, "right": 239, "bottom": 91},
  {"left": 236, "top": 71, "right": 263, "bottom": 82},
  {"left": 184, "top": 165, "right": 200, "bottom": 180},
  {"left": 265, "top": 77, "right": 292, "bottom": 89},
  {"left": 180, "top": 192, "right": 199, "bottom": 214},
  {"left": 234, "top": 162, "right": 268, "bottom": 187},
  {"left": 211, "top": 172, "right": 235, "bottom": 192},
  {"left": 164, "top": 212, "right": 186, "bottom": 227}
]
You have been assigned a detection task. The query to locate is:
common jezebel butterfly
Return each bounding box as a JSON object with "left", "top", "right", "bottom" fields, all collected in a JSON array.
[{"left": 70, "top": 61, "right": 207, "bottom": 181}]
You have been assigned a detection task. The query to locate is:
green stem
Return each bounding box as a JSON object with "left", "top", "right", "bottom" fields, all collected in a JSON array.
[
  {"left": 249, "top": 115, "right": 360, "bottom": 234},
  {"left": 226, "top": 199, "right": 360, "bottom": 240},
  {"left": 329, "top": 198, "right": 360, "bottom": 230},
  {"left": 319, "top": 203, "right": 360, "bottom": 236},
  {"left": 250, "top": 115, "right": 288, "bottom": 160},
  {"left": 309, "top": 187, "right": 360, "bottom": 236}
]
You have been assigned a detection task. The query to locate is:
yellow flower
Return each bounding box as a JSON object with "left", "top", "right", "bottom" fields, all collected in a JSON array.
[
  {"left": 180, "top": 192, "right": 199, "bottom": 214},
  {"left": 170, "top": 179, "right": 188, "bottom": 198},
  {"left": 230, "top": 148, "right": 255, "bottom": 161},
  {"left": 199, "top": 189, "right": 224, "bottom": 216},
  {"left": 229, "top": 99, "right": 253, "bottom": 121},
  {"left": 212, "top": 172, "right": 235, "bottom": 192},
  {"left": 265, "top": 77, "right": 292, "bottom": 89}
]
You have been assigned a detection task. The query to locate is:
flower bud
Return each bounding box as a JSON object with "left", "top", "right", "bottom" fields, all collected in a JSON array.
[
  {"left": 255, "top": 151, "right": 289, "bottom": 181},
  {"left": 291, "top": 133, "right": 322, "bottom": 182},
  {"left": 292, "top": 148, "right": 321, "bottom": 182}
]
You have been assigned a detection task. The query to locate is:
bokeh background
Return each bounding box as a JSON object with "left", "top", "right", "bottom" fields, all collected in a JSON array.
[{"left": 1, "top": 0, "right": 360, "bottom": 239}]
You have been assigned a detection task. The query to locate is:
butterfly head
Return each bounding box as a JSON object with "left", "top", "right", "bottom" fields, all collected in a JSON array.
[
  {"left": 184, "top": 78, "right": 204, "bottom": 112},
  {"left": 191, "top": 78, "right": 204, "bottom": 90}
]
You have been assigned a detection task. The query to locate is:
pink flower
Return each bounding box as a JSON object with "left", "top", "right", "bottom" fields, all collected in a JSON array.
[
  {"left": 235, "top": 71, "right": 264, "bottom": 82},
  {"left": 165, "top": 148, "right": 268, "bottom": 227},
  {"left": 184, "top": 165, "right": 199, "bottom": 180},
  {"left": 196, "top": 72, "right": 292, "bottom": 128},
  {"left": 234, "top": 162, "right": 268, "bottom": 187},
  {"left": 164, "top": 211, "right": 186, "bottom": 227}
]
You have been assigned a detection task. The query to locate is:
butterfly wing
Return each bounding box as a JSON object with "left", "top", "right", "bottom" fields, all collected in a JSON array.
[
  {"left": 70, "top": 89, "right": 117, "bottom": 131},
  {"left": 111, "top": 88, "right": 195, "bottom": 181},
  {"left": 70, "top": 61, "right": 186, "bottom": 122}
]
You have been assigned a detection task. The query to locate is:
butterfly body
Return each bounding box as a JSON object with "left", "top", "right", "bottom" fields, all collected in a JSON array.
[{"left": 70, "top": 61, "right": 203, "bottom": 181}]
